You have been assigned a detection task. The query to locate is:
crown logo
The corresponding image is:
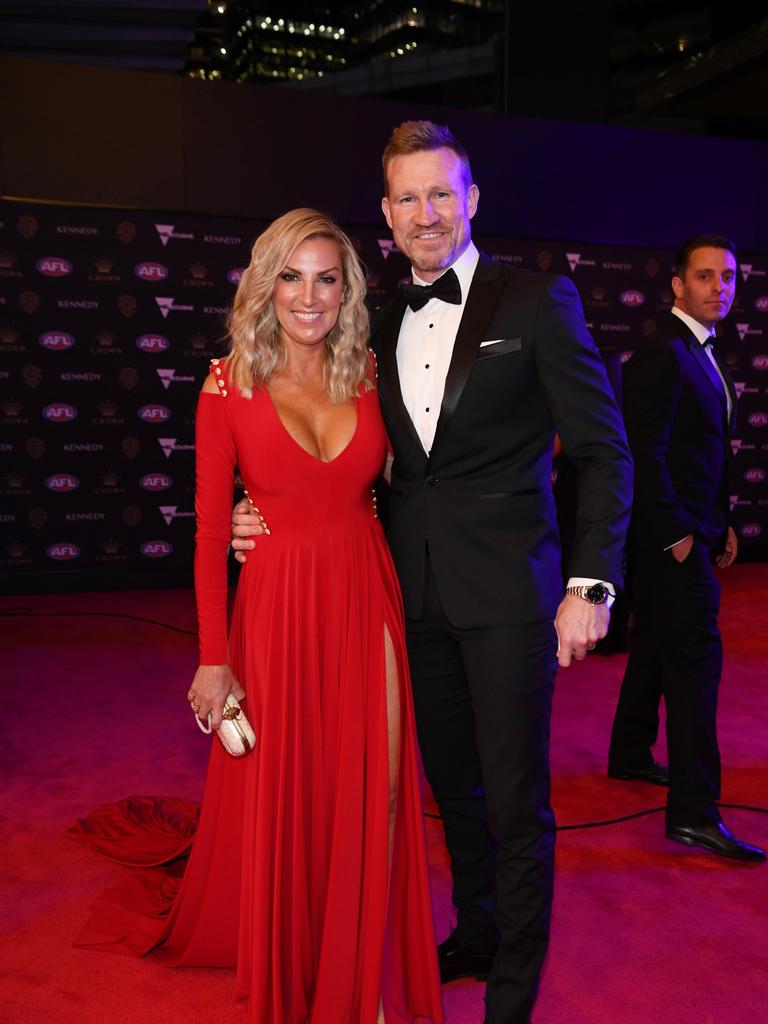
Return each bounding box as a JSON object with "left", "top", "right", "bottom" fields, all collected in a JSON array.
[
  {"left": 120, "top": 367, "right": 138, "bottom": 390},
  {"left": 118, "top": 294, "right": 137, "bottom": 318},
  {"left": 3, "top": 399, "right": 22, "bottom": 416},
  {"left": 123, "top": 505, "right": 142, "bottom": 526},
  {"left": 19, "top": 291, "right": 39, "bottom": 315},
  {"left": 28, "top": 507, "right": 48, "bottom": 529},
  {"left": 591, "top": 285, "right": 606, "bottom": 301},
  {"left": 6, "top": 471, "right": 24, "bottom": 488},
  {"left": 189, "top": 262, "right": 208, "bottom": 280},
  {"left": 94, "top": 256, "right": 114, "bottom": 274},
  {"left": 98, "top": 400, "right": 117, "bottom": 418},
  {"left": 101, "top": 469, "right": 119, "bottom": 487},
  {"left": 22, "top": 365, "right": 42, "bottom": 388},
  {"left": 96, "top": 329, "right": 116, "bottom": 347},
  {"left": 0, "top": 326, "right": 19, "bottom": 345},
  {"left": 25, "top": 437, "right": 45, "bottom": 459},
  {"left": 0, "top": 252, "right": 16, "bottom": 269},
  {"left": 190, "top": 334, "right": 208, "bottom": 350},
  {"left": 7, "top": 541, "right": 26, "bottom": 558},
  {"left": 101, "top": 538, "right": 122, "bottom": 555},
  {"left": 17, "top": 215, "right": 38, "bottom": 239}
]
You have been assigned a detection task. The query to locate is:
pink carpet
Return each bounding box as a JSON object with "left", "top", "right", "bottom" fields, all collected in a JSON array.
[{"left": 2, "top": 564, "right": 766, "bottom": 1023}]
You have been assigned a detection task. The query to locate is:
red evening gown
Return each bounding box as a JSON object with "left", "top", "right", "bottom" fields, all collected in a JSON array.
[{"left": 70, "top": 361, "right": 444, "bottom": 1024}]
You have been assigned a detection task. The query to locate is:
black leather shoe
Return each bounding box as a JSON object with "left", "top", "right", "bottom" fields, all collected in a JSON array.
[
  {"left": 438, "top": 929, "right": 497, "bottom": 984},
  {"left": 666, "top": 822, "right": 766, "bottom": 862},
  {"left": 608, "top": 760, "right": 669, "bottom": 787}
]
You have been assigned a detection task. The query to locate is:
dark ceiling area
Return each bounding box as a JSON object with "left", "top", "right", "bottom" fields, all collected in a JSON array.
[{"left": 0, "top": 1, "right": 766, "bottom": 138}]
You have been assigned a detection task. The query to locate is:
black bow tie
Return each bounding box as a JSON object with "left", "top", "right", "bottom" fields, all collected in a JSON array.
[{"left": 400, "top": 268, "right": 462, "bottom": 312}]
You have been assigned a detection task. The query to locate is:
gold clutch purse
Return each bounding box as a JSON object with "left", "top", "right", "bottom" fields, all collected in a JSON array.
[{"left": 195, "top": 694, "right": 256, "bottom": 757}]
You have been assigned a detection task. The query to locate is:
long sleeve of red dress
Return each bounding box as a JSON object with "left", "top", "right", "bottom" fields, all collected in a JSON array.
[{"left": 193, "top": 392, "right": 236, "bottom": 665}]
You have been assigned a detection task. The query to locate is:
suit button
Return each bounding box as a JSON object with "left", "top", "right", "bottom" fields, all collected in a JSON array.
[{"left": 425, "top": 475, "right": 437, "bottom": 485}]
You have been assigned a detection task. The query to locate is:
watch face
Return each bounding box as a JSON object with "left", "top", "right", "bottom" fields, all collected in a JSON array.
[{"left": 585, "top": 583, "right": 608, "bottom": 605}]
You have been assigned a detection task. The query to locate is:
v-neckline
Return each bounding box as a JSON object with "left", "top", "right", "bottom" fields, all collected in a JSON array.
[{"left": 264, "top": 386, "right": 359, "bottom": 465}]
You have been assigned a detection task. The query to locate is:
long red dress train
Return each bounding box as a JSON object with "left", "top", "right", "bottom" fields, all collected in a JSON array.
[{"left": 70, "top": 364, "right": 443, "bottom": 1024}]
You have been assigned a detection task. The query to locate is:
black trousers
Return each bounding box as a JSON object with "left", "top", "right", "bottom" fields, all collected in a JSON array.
[
  {"left": 406, "top": 561, "right": 557, "bottom": 1024},
  {"left": 610, "top": 540, "right": 723, "bottom": 826}
]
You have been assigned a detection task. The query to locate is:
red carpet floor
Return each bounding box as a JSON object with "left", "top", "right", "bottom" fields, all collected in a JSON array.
[{"left": 2, "top": 564, "right": 766, "bottom": 1024}]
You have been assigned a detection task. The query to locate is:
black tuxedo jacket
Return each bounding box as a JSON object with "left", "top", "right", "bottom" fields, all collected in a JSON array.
[
  {"left": 371, "top": 255, "right": 633, "bottom": 627},
  {"left": 622, "top": 311, "right": 737, "bottom": 555}
]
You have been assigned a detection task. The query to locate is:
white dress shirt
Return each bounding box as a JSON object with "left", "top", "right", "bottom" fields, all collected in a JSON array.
[
  {"left": 670, "top": 305, "right": 732, "bottom": 418},
  {"left": 396, "top": 242, "right": 479, "bottom": 455},
  {"left": 396, "top": 242, "right": 613, "bottom": 604}
]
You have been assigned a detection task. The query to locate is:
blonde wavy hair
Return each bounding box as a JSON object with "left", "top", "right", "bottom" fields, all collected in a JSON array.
[{"left": 226, "top": 208, "right": 372, "bottom": 403}]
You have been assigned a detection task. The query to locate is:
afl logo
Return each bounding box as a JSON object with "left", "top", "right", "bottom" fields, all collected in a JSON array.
[
  {"left": 619, "top": 290, "right": 645, "bottom": 307},
  {"left": 136, "top": 333, "right": 170, "bottom": 353},
  {"left": 140, "top": 472, "right": 173, "bottom": 491},
  {"left": 747, "top": 411, "right": 768, "bottom": 428},
  {"left": 47, "top": 542, "right": 81, "bottom": 560},
  {"left": 227, "top": 267, "right": 245, "bottom": 285},
  {"left": 741, "top": 523, "right": 763, "bottom": 539},
  {"left": 37, "top": 257, "right": 73, "bottom": 277},
  {"left": 138, "top": 404, "right": 171, "bottom": 422},
  {"left": 43, "top": 403, "right": 77, "bottom": 422},
  {"left": 141, "top": 540, "right": 173, "bottom": 557},
  {"left": 135, "top": 261, "right": 169, "bottom": 282},
  {"left": 45, "top": 473, "right": 80, "bottom": 491},
  {"left": 755, "top": 296, "right": 768, "bottom": 312},
  {"left": 751, "top": 354, "right": 768, "bottom": 370},
  {"left": 39, "top": 331, "right": 75, "bottom": 351},
  {"left": 744, "top": 468, "right": 766, "bottom": 483}
]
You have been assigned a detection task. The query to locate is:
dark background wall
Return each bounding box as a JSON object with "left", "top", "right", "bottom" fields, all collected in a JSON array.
[
  {"left": 2, "top": 57, "right": 768, "bottom": 250},
  {"left": 2, "top": 57, "right": 767, "bottom": 591}
]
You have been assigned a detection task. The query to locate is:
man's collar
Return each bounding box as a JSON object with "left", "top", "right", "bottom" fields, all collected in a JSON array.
[
  {"left": 412, "top": 241, "right": 480, "bottom": 299},
  {"left": 671, "top": 305, "right": 715, "bottom": 345}
]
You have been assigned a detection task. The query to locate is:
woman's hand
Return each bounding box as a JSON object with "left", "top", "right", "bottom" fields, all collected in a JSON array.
[{"left": 187, "top": 664, "right": 246, "bottom": 730}]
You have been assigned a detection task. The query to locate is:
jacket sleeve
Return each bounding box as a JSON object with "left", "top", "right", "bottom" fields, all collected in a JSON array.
[
  {"left": 533, "top": 274, "right": 633, "bottom": 587},
  {"left": 622, "top": 341, "right": 697, "bottom": 549},
  {"left": 194, "top": 391, "right": 236, "bottom": 664}
]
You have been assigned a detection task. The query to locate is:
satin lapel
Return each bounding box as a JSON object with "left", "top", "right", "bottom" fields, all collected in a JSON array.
[
  {"left": 686, "top": 336, "right": 728, "bottom": 416},
  {"left": 711, "top": 343, "right": 738, "bottom": 429},
  {"left": 430, "top": 257, "right": 507, "bottom": 454},
  {"left": 375, "top": 296, "right": 425, "bottom": 456}
]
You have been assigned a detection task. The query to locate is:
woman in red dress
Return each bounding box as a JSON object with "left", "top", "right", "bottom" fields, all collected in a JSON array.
[{"left": 73, "top": 209, "right": 443, "bottom": 1024}]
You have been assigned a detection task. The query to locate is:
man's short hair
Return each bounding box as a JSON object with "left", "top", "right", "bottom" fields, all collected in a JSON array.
[
  {"left": 674, "top": 235, "right": 738, "bottom": 278},
  {"left": 381, "top": 120, "right": 473, "bottom": 194}
]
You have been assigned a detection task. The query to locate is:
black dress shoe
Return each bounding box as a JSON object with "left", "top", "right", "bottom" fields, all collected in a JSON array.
[
  {"left": 608, "top": 760, "right": 669, "bottom": 787},
  {"left": 438, "top": 929, "right": 497, "bottom": 984},
  {"left": 666, "top": 822, "right": 766, "bottom": 862}
]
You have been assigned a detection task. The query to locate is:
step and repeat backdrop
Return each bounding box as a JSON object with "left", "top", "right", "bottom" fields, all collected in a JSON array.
[{"left": 2, "top": 198, "right": 767, "bottom": 588}]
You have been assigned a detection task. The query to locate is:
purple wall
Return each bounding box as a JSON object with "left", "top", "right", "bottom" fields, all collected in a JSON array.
[{"left": 1, "top": 57, "right": 767, "bottom": 252}]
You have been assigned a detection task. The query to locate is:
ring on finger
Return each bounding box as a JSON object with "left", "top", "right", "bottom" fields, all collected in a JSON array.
[{"left": 190, "top": 700, "right": 201, "bottom": 712}]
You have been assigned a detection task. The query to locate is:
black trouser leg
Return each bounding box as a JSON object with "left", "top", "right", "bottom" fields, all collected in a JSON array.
[
  {"left": 463, "top": 617, "right": 557, "bottom": 1024},
  {"left": 608, "top": 616, "right": 664, "bottom": 771},
  {"left": 632, "top": 543, "right": 722, "bottom": 827},
  {"left": 407, "top": 563, "right": 557, "bottom": 1024},
  {"left": 406, "top": 569, "right": 498, "bottom": 950}
]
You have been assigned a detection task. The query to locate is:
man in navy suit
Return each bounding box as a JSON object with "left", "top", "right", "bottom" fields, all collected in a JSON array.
[{"left": 608, "top": 235, "right": 765, "bottom": 863}]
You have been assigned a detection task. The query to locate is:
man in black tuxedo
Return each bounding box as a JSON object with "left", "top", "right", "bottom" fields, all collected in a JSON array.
[
  {"left": 373, "top": 121, "right": 631, "bottom": 1024},
  {"left": 233, "top": 121, "right": 632, "bottom": 1023},
  {"left": 608, "top": 235, "right": 764, "bottom": 863}
]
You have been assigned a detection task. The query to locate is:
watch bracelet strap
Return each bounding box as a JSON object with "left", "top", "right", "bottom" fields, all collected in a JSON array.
[{"left": 565, "top": 584, "right": 612, "bottom": 606}]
